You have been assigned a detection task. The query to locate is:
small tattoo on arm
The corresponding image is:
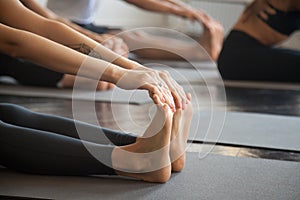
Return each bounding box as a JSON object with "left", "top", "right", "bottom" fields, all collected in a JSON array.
[{"left": 67, "top": 43, "right": 102, "bottom": 59}]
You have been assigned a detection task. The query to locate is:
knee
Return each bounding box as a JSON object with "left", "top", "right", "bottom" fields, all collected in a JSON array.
[
  {"left": 0, "top": 103, "right": 27, "bottom": 122},
  {"left": 0, "top": 103, "right": 20, "bottom": 113}
]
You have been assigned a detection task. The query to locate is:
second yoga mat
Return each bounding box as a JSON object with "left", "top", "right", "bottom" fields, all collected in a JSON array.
[{"left": 188, "top": 111, "right": 300, "bottom": 151}]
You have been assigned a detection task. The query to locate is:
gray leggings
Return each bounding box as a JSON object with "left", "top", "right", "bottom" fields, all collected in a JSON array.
[{"left": 0, "top": 103, "right": 136, "bottom": 176}]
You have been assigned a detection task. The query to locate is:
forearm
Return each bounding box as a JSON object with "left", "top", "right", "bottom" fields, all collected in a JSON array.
[
  {"left": 54, "top": 16, "right": 101, "bottom": 39},
  {"left": 38, "top": 19, "right": 145, "bottom": 71},
  {"left": 20, "top": 0, "right": 56, "bottom": 19},
  {"left": 20, "top": 0, "right": 98, "bottom": 39},
  {"left": 124, "top": 0, "right": 191, "bottom": 18},
  {"left": 0, "top": 1, "right": 137, "bottom": 71},
  {"left": 125, "top": 0, "right": 173, "bottom": 13},
  {"left": 0, "top": 24, "right": 123, "bottom": 84}
]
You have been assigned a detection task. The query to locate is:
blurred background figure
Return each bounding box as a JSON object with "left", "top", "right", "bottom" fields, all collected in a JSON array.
[{"left": 218, "top": 0, "right": 300, "bottom": 82}]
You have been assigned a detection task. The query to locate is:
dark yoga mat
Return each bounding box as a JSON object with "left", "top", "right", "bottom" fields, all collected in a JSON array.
[
  {"left": 0, "top": 153, "right": 299, "bottom": 200},
  {"left": 0, "top": 85, "right": 152, "bottom": 104},
  {"left": 188, "top": 111, "right": 300, "bottom": 151}
]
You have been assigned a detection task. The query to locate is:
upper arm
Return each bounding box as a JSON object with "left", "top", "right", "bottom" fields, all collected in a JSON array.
[
  {"left": 20, "top": 0, "right": 58, "bottom": 19},
  {"left": 123, "top": 0, "right": 172, "bottom": 13},
  {"left": 0, "top": 23, "right": 26, "bottom": 57},
  {"left": 0, "top": 0, "right": 49, "bottom": 35}
]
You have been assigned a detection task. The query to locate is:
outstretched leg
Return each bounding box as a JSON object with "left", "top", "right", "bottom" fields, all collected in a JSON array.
[
  {"left": 0, "top": 100, "right": 174, "bottom": 183},
  {"left": 120, "top": 27, "right": 223, "bottom": 61},
  {"left": 0, "top": 103, "right": 136, "bottom": 146}
]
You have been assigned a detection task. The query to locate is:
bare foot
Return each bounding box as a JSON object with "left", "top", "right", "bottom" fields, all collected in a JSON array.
[
  {"left": 112, "top": 95, "right": 173, "bottom": 183},
  {"left": 170, "top": 94, "right": 193, "bottom": 172},
  {"left": 198, "top": 15, "right": 224, "bottom": 61},
  {"left": 58, "top": 74, "right": 115, "bottom": 90}
]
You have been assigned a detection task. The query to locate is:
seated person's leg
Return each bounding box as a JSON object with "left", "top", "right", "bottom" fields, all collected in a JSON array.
[
  {"left": 0, "top": 98, "right": 177, "bottom": 183},
  {"left": 0, "top": 119, "right": 116, "bottom": 176},
  {"left": 0, "top": 103, "right": 136, "bottom": 146},
  {"left": 0, "top": 53, "right": 63, "bottom": 87},
  {"left": 74, "top": 17, "right": 224, "bottom": 61},
  {"left": 218, "top": 30, "right": 300, "bottom": 82},
  {"left": 218, "top": 0, "right": 300, "bottom": 82},
  {"left": 118, "top": 19, "right": 223, "bottom": 61}
]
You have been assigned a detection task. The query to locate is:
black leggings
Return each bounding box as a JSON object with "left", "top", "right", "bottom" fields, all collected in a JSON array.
[
  {"left": 0, "top": 103, "right": 136, "bottom": 176},
  {"left": 0, "top": 54, "right": 64, "bottom": 87},
  {"left": 217, "top": 30, "right": 300, "bottom": 82}
]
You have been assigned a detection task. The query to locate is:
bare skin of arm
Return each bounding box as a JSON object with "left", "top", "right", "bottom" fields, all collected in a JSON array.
[
  {"left": 0, "top": 0, "right": 190, "bottom": 110},
  {"left": 0, "top": 22, "right": 178, "bottom": 108},
  {"left": 20, "top": 0, "right": 128, "bottom": 56},
  {"left": 0, "top": 23, "right": 121, "bottom": 83},
  {"left": 19, "top": 0, "right": 125, "bottom": 90},
  {"left": 233, "top": 0, "right": 300, "bottom": 46},
  {"left": 0, "top": 1, "right": 124, "bottom": 64},
  {"left": 125, "top": 0, "right": 203, "bottom": 21}
]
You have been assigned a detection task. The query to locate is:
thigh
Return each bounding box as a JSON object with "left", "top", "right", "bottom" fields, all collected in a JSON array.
[
  {"left": 0, "top": 120, "right": 116, "bottom": 176},
  {"left": 218, "top": 31, "right": 300, "bottom": 82},
  {"left": 0, "top": 103, "right": 136, "bottom": 146},
  {"left": 0, "top": 53, "right": 64, "bottom": 87}
]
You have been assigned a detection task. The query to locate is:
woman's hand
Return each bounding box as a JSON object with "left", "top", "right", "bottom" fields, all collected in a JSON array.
[
  {"left": 156, "top": 69, "right": 188, "bottom": 110},
  {"left": 119, "top": 61, "right": 188, "bottom": 110},
  {"left": 115, "top": 69, "right": 179, "bottom": 111},
  {"left": 256, "top": 0, "right": 277, "bottom": 20},
  {"left": 127, "top": 61, "right": 188, "bottom": 110},
  {"left": 242, "top": 0, "right": 276, "bottom": 22}
]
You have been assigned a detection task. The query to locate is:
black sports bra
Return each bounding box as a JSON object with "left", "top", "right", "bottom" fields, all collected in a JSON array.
[{"left": 258, "top": 1, "right": 300, "bottom": 35}]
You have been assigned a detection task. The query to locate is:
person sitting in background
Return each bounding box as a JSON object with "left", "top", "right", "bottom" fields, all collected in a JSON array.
[
  {"left": 218, "top": 0, "right": 300, "bottom": 82},
  {"left": 46, "top": 0, "right": 223, "bottom": 61}
]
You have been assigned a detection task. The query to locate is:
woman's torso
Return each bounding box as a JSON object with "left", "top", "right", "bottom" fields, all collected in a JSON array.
[{"left": 233, "top": 0, "right": 300, "bottom": 46}]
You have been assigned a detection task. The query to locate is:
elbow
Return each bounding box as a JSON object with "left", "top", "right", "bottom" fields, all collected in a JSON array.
[
  {"left": 7, "top": 44, "right": 20, "bottom": 59},
  {"left": 4, "top": 32, "right": 25, "bottom": 59},
  {"left": 4, "top": 30, "right": 32, "bottom": 59}
]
